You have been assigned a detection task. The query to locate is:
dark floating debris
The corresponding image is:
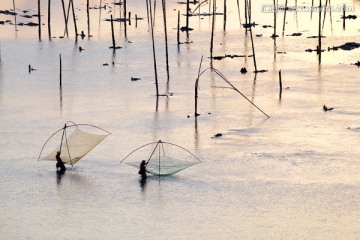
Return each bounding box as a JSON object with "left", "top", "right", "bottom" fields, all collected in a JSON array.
[
  {"left": 262, "top": 25, "right": 272, "bottom": 28},
  {"left": 0, "top": 10, "right": 17, "bottom": 16},
  {"left": 104, "top": 17, "right": 129, "bottom": 22},
  {"left": 286, "top": 33, "right": 302, "bottom": 37},
  {"left": 307, "top": 36, "right": 326, "bottom": 39},
  {"left": 254, "top": 70, "right": 268, "bottom": 73},
  {"left": 79, "top": 47, "right": 84, "bottom": 52},
  {"left": 242, "top": 22, "right": 258, "bottom": 29},
  {"left": 341, "top": 15, "right": 357, "bottom": 20},
  {"left": 213, "top": 133, "right": 223, "bottom": 138},
  {"left": 20, "top": 14, "right": 33, "bottom": 19},
  {"left": 131, "top": 77, "right": 141, "bottom": 81},
  {"left": 17, "top": 22, "right": 39, "bottom": 27},
  {"left": 352, "top": 61, "right": 360, "bottom": 67},
  {"left": 305, "top": 48, "right": 324, "bottom": 53},
  {"left": 210, "top": 54, "right": 250, "bottom": 60},
  {"left": 271, "top": 34, "right": 279, "bottom": 38},
  {"left": 103, "top": 63, "right": 109, "bottom": 66},
  {"left": 256, "top": 34, "right": 262, "bottom": 37},
  {"left": 323, "top": 105, "right": 334, "bottom": 112},
  {"left": 0, "top": 21, "right": 4, "bottom": 25},
  {"left": 180, "top": 26, "right": 193, "bottom": 32},
  {"left": 240, "top": 67, "right": 247, "bottom": 74},
  {"left": 277, "top": 51, "right": 287, "bottom": 54}
]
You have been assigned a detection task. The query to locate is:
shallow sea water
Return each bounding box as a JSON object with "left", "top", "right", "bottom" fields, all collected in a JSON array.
[{"left": 1, "top": 0, "right": 360, "bottom": 239}]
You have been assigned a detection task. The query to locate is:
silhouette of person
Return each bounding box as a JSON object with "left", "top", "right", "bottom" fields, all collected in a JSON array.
[
  {"left": 138, "top": 160, "right": 148, "bottom": 179},
  {"left": 56, "top": 151, "right": 66, "bottom": 173}
]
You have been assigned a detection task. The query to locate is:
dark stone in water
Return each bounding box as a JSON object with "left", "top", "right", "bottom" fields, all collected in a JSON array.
[
  {"left": 131, "top": 77, "right": 141, "bottom": 81},
  {"left": 262, "top": 25, "right": 272, "bottom": 28},
  {"left": 21, "top": 14, "right": 33, "bottom": 19},
  {"left": 0, "top": 21, "right": 4, "bottom": 25}
]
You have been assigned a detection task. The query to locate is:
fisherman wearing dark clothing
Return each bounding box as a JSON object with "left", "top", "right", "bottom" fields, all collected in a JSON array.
[
  {"left": 139, "top": 160, "right": 148, "bottom": 179},
  {"left": 56, "top": 151, "right": 66, "bottom": 173}
]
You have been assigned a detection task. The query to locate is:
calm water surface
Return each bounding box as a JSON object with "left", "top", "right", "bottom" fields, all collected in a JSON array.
[{"left": 1, "top": 0, "right": 360, "bottom": 239}]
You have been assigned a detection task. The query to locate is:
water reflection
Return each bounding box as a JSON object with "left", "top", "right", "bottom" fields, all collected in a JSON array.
[
  {"left": 56, "top": 171, "right": 65, "bottom": 186},
  {"left": 139, "top": 177, "right": 147, "bottom": 192}
]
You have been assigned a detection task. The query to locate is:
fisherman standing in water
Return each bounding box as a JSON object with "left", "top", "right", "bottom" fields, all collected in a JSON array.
[
  {"left": 139, "top": 160, "right": 148, "bottom": 179},
  {"left": 56, "top": 151, "right": 66, "bottom": 173}
]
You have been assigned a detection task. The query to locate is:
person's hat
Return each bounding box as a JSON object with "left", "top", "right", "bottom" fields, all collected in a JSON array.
[{"left": 57, "top": 151, "right": 61, "bottom": 154}]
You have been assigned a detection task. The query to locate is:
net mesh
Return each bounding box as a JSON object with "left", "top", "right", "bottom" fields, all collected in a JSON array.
[
  {"left": 42, "top": 128, "right": 108, "bottom": 165},
  {"left": 123, "top": 141, "right": 200, "bottom": 176}
]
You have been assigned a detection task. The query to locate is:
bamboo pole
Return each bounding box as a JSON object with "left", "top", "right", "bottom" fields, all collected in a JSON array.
[
  {"left": 161, "top": 0, "right": 170, "bottom": 84},
  {"left": 48, "top": 0, "right": 51, "bottom": 40},
  {"left": 223, "top": 0, "right": 227, "bottom": 31},
  {"left": 110, "top": 14, "right": 116, "bottom": 48},
  {"left": 87, "top": 0, "right": 90, "bottom": 39},
  {"left": 318, "top": 0, "right": 322, "bottom": 63},
  {"left": 186, "top": 0, "right": 190, "bottom": 29},
  {"left": 177, "top": 11, "right": 180, "bottom": 46},
  {"left": 149, "top": 0, "right": 159, "bottom": 96},
  {"left": 60, "top": 54, "right": 62, "bottom": 87},
  {"left": 145, "top": 0, "right": 150, "bottom": 26},
  {"left": 63, "top": 0, "right": 70, "bottom": 37},
  {"left": 12, "top": 0, "right": 16, "bottom": 10},
  {"left": 70, "top": 0, "right": 78, "bottom": 40},
  {"left": 124, "top": 0, "right": 127, "bottom": 39},
  {"left": 38, "top": 0, "right": 41, "bottom": 41},
  {"left": 342, "top": 4, "right": 346, "bottom": 29},
  {"left": 279, "top": 70, "right": 282, "bottom": 99},
  {"left": 195, "top": 56, "right": 204, "bottom": 117},
  {"left": 282, "top": 0, "right": 288, "bottom": 36},
  {"left": 210, "top": 0, "right": 216, "bottom": 66}
]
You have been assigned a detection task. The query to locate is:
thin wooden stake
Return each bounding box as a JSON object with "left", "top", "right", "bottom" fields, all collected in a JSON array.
[
  {"left": 162, "top": 0, "right": 170, "bottom": 84},
  {"left": 210, "top": 0, "right": 216, "bottom": 66},
  {"left": 60, "top": 54, "right": 62, "bottom": 87},
  {"left": 177, "top": 11, "right": 180, "bottom": 46},
  {"left": 342, "top": 4, "right": 346, "bottom": 30},
  {"left": 87, "top": 0, "right": 90, "bottom": 39},
  {"left": 282, "top": 0, "right": 288, "bottom": 36},
  {"left": 110, "top": 14, "right": 116, "bottom": 48},
  {"left": 70, "top": 0, "right": 78, "bottom": 40},
  {"left": 318, "top": 0, "right": 322, "bottom": 63},
  {"left": 48, "top": 0, "right": 51, "bottom": 40},
  {"left": 38, "top": 0, "right": 41, "bottom": 41},
  {"left": 124, "top": 0, "right": 127, "bottom": 39},
  {"left": 186, "top": 0, "right": 190, "bottom": 29},
  {"left": 279, "top": 70, "right": 282, "bottom": 99},
  {"left": 149, "top": 0, "right": 159, "bottom": 96},
  {"left": 223, "top": 0, "right": 227, "bottom": 31}
]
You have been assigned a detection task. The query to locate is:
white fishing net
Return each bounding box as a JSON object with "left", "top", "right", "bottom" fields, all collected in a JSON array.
[
  {"left": 41, "top": 128, "right": 109, "bottom": 165},
  {"left": 122, "top": 141, "right": 201, "bottom": 176}
]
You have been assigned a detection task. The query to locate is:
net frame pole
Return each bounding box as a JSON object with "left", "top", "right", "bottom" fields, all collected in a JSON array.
[
  {"left": 64, "top": 126, "right": 73, "bottom": 167},
  {"left": 59, "top": 124, "right": 66, "bottom": 153}
]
